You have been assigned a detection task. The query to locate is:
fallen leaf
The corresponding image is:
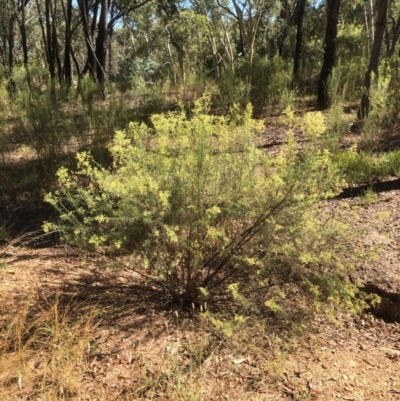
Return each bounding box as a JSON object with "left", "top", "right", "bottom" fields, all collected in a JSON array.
[{"left": 233, "top": 358, "right": 246, "bottom": 365}]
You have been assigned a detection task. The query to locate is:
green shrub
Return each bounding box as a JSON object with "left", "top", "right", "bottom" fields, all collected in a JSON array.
[
  {"left": 334, "top": 145, "right": 400, "bottom": 183},
  {"left": 16, "top": 88, "right": 73, "bottom": 163},
  {"left": 215, "top": 69, "right": 249, "bottom": 111},
  {"left": 114, "top": 57, "right": 162, "bottom": 92},
  {"left": 323, "top": 104, "right": 350, "bottom": 152},
  {"left": 247, "top": 56, "right": 293, "bottom": 115},
  {"left": 44, "top": 94, "right": 361, "bottom": 309}
]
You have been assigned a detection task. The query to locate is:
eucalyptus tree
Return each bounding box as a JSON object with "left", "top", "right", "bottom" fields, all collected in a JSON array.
[
  {"left": 0, "top": 0, "right": 15, "bottom": 69},
  {"left": 0, "top": 0, "right": 31, "bottom": 75},
  {"left": 317, "top": 0, "right": 341, "bottom": 108},
  {"left": 386, "top": 0, "right": 400, "bottom": 57},
  {"left": 292, "top": 0, "right": 307, "bottom": 79},
  {"left": 276, "top": 0, "right": 292, "bottom": 57},
  {"left": 113, "top": 2, "right": 168, "bottom": 87},
  {"left": 215, "top": 0, "right": 269, "bottom": 67},
  {"left": 359, "top": 0, "right": 389, "bottom": 118},
  {"left": 76, "top": 0, "right": 153, "bottom": 97},
  {"left": 160, "top": 6, "right": 209, "bottom": 83},
  {"left": 190, "top": 0, "right": 234, "bottom": 76},
  {"left": 12, "top": 0, "right": 31, "bottom": 74},
  {"left": 35, "top": 0, "right": 62, "bottom": 89},
  {"left": 61, "top": 0, "right": 75, "bottom": 85}
]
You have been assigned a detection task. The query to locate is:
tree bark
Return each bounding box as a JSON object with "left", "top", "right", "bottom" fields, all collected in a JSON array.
[
  {"left": 45, "top": 0, "right": 55, "bottom": 82},
  {"left": 278, "top": 0, "right": 289, "bottom": 57},
  {"left": 388, "top": 15, "right": 400, "bottom": 57},
  {"left": 359, "top": 0, "right": 389, "bottom": 119},
  {"left": 293, "top": 0, "right": 307, "bottom": 80},
  {"left": 18, "top": 0, "right": 29, "bottom": 68},
  {"left": 50, "top": 0, "right": 62, "bottom": 84},
  {"left": 95, "top": 0, "right": 108, "bottom": 97},
  {"left": 62, "top": 0, "right": 73, "bottom": 85},
  {"left": 317, "top": 0, "right": 341, "bottom": 109},
  {"left": 19, "top": 0, "right": 31, "bottom": 88},
  {"left": 8, "top": 14, "right": 15, "bottom": 71},
  {"left": 7, "top": 14, "right": 16, "bottom": 93},
  {"left": 368, "top": 0, "right": 375, "bottom": 45},
  {"left": 77, "top": 0, "right": 99, "bottom": 78}
]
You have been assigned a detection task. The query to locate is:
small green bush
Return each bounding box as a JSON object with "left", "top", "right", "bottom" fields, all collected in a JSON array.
[
  {"left": 334, "top": 145, "right": 400, "bottom": 183},
  {"left": 216, "top": 69, "right": 249, "bottom": 111},
  {"left": 247, "top": 56, "right": 293, "bottom": 115},
  {"left": 44, "top": 94, "right": 361, "bottom": 309},
  {"left": 16, "top": 88, "right": 73, "bottom": 163}
]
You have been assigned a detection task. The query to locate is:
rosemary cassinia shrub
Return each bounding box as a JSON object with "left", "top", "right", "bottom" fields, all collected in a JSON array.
[{"left": 44, "top": 95, "right": 358, "bottom": 308}]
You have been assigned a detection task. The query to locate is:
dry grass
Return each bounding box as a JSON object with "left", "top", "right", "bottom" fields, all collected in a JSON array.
[
  {"left": 0, "top": 293, "right": 97, "bottom": 400},
  {"left": 0, "top": 247, "right": 289, "bottom": 401}
]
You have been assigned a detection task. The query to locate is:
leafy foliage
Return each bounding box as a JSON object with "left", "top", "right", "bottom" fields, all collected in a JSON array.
[
  {"left": 45, "top": 94, "right": 364, "bottom": 312},
  {"left": 334, "top": 145, "right": 400, "bottom": 183}
]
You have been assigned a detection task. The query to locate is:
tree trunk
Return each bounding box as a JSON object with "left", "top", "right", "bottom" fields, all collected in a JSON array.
[
  {"left": 62, "top": 0, "right": 73, "bottom": 85},
  {"left": 208, "top": 34, "right": 220, "bottom": 78},
  {"left": 108, "top": 3, "right": 115, "bottom": 76},
  {"left": 77, "top": 0, "right": 99, "bottom": 79},
  {"left": 364, "top": 5, "right": 370, "bottom": 55},
  {"left": 317, "top": 0, "right": 341, "bottom": 109},
  {"left": 95, "top": 0, "right": 108, "bottom": 97},
  {"left": 359, "top": 0, "right": 389, "bottom": 119},
  {"left": 278, "top": 0, "right": 289, "bottom": 57},
  {"left": 388, "top": 15, "right": 400, "bottom": 57},
  {"left": 45, "top": 0, "right": 55, "bottom": 83},
  {"left": 19, "top": 2, "right": 28, "bottom": 68},
  {"left": 19, "top": 0, "right": 31, "bottom": 88},
  {"left": 50, "top": 0, "right": 62, "bottom": 84},
  {"left": 7, "top": 14, "right": 16, "bottom": 93},
  {"left": 8, "top": 14, "right": 15, "bottom": 71},
  {"left": 177, "top": 46, "right": 185, "bottom": 84},
  {"left": 293, "top": 0, "right": 307, "bottom": 80},
  {"left": 368, "top": 0, "right": 375, "bottom": 45}
]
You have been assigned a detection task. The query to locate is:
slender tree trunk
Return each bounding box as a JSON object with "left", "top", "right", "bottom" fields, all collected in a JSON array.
[
  {"left": 317, "top": 0, "right": 341, "bottom": 109},
  {"left": 77, "top": 0, "right": 99, "bottom": 79},
  {"left": 359, "top": 0, "right": 389, "bottom": 119},
  {"left": 108, "top": 25, "right": 113, "bottom": 75},
  {"left": 7, "top": 14, "right": 16, "bottom": 93},
  {"left": 293, "top": 0, "right": 307, "bottom": 80},
  {"left": 278, "top": 0, "right": 288, "bottom": 57},
  {"left": 62, "top": 0, "right": 72, "bottom": 85},
  {"left": 368, "top": 0, "right": 375, "bottom": 45},
  {"left": 108, "top": 3, "right": 115, "bottom": 76},
  {"left": 177, "top": 47, "right": 185, "bottom": 84},
  {"left": 95, "top": 0, "right": 108, "bottom": 97},
  {"left": 208, "top": 34, "right": 220, "bottom": 78},
  {"left": 45, "top": 0, "right": 55, "bottom": 82},
  {"left": 71, "top": 47, "right": 80, "bottom": 78},
  {"left": 36, "top": 0, "right": 47, "bottom": 61},
  {"left": 221, "top": 17, "right": 235, "bottom": 70},
  {"left": 8, "top": 15, "right": 15, "bottom": 71},
  {"left": 388, "top": 15, "right": 400, "bottom": 57},
  {"left": 50, "top": 0, "right": 62, "bottom": 84},
  {"left": 19, "top": 2, "right": 28, "bottom": 67},
  {"left": 1, "top": 35, "right": 6, "bottom": 66},
  {"left": 19, "top": 2, "right": 31, "bottom": 88},
  {"left": 364, "top": 5, "right": 370, "bottom": 55}
]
